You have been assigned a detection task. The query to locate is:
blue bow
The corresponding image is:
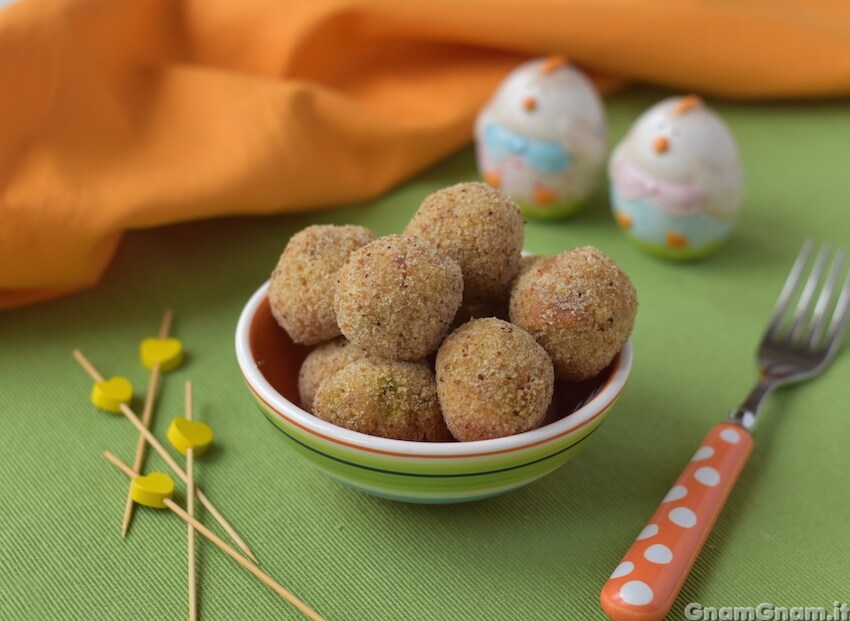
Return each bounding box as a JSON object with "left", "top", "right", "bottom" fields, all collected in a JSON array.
[{"left": 483, "top": 123, "right": 571, "bottom": 174}]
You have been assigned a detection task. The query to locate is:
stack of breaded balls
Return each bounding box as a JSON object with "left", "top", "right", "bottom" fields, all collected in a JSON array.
[{"left": 269, "top": 182, "right": 637, "bottom": 442}]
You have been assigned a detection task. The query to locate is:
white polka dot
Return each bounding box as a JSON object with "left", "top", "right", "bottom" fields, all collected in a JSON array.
[
  {"left": 619, "top": 580, "right": 654, "bottom": 606},
  {"left": 610, "top": 561, "right": 634, "bottom": 579},
  {"left": 694, "top": 466, "right": 720, "bottom": 487},
  {"left": 720, "top": 428, "right": 741, "bottom": 444},
  {"left": 644, "top": 543, "right": 673, "bottom": 564},
  {"left": 669, "top": 507, "right": 697, "bottom": 528},
  {"left": 636, "top": 524, "right": 659, "bottom": 540},
  {"left": 663, "top": 485, "right": 688, "bottom": 503},
  {"left": 692, "top": 446, "right": 714, "bottom": 461}
]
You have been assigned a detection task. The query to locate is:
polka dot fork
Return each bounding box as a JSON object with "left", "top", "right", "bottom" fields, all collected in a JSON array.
[{"left": 601, "top": 240, "right": 850, "bottom": 621}]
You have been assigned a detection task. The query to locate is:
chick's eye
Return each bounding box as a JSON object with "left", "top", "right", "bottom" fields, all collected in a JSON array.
[{"left": 522, "top": 96, "right": 538, "bottom": 112}]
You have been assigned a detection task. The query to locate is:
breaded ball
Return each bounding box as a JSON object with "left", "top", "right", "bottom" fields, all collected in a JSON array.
[
  {"left": 509, "top": 246, "right": 637, "bottom": 381},
  {"left": 481, "top": 254, "right": 543, "bottom": 321},
  {"left": 435, "top": 318, "right": 554, "bottom": 441},
  {"left": 313, "top": 358, "right": 452, "bottom": 442},
  {"left": 404, "top": 182, "right": 524, "bottom": 305},
  {"left": 298, "top": 338, "right": 368, "bottom": 412},
  {"left": 515, "top": 254, "right": 544, "bottom": 282},
  {"left": 449, "top": 301, "right": 508, "bottom": 333},
  {"left": 334, "top": 235, "right": 463, "bottom": 361},
  {"left": 270, "top": 225, "right": 376, "bottom": 345}
]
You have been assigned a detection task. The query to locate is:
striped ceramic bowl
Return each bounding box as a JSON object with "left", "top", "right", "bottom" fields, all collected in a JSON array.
[{"left": 236, "top": 282, "right": 632, "bottom": 504}]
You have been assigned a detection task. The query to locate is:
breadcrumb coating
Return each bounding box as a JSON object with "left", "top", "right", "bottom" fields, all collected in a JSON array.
[
  {"left": 405, "top": 182, "right": 524, "bottom": 305},
  {"left": 298, "top": 337, "right": 368, "bottom": 412},
  {"left": 334, "top": 235, "right": 463, "bottom": 361},
  {"left": 449, "top": 300, "right": 509, "bottom": 333},
  {"left": 509, "top": 246, "right": 637, "bottom": 381},
  {"left": 269, "top": 225, "right": 376, "bottom": 345},
  {"left": 515, "top": 254, "right": 543, "bottom": 282},
  {"left": 436, "top": 318, "right": 554, "bottom": 441},
  {"left": 313, "top": 358, "right": 452, "bottom": 442}
]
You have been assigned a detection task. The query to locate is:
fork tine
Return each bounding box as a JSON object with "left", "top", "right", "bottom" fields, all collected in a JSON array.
[
  {"left": 790, "top": 244, "right": 830, "bottom": 342},
  {"left": 767, "top": 239, "right": 813, "bottom": 337},
  {"left": 824, "top": 269, "right": 850, "bottom": 355},
  {"left": 809, "top": 249, "right": 846, "bottom": 348}
]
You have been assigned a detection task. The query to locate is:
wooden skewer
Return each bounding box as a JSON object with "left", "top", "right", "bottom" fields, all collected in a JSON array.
[
  {"left": 122, "top": 309, "right": 173, "bottom": 538},
  {"left": 103, "top": 452, "right": 325, "bottom": 621},
  {"left": 117, "top": 401, "right": 259, "bottom": 563},
  {"left": 185, "top": 381, "right": 197, "bottom": 621},
  {"left": 72, "top": 349, "right": 258, "bottom": 564},
  {"left": 73, "top": 349, "right": 103, "bottom": 382}
]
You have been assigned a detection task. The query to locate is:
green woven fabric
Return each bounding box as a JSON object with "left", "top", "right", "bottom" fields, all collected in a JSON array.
[{"left": 1, "top": 87, "right": 849, "bottom": 621}]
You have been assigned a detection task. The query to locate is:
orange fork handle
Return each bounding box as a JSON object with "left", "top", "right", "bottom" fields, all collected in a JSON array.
[{"left": 600, "top": 423, "right": 754, "bottom": 621}]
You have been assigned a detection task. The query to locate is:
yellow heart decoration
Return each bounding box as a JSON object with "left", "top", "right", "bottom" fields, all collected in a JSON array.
[
  {"left": 130, "top": 472, "right": 174, "bottom": 509},
  {"left": 90, "top": 376, "right": 133, "bottom": 413},
  {"left": 167, "top": 417, "right": 214, "bottom": 456},
  {"left": 140, "top": 337, "right": 184, "bottom": 372}
]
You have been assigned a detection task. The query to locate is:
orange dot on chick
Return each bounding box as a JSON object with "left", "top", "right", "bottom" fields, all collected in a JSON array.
[
  {"left": 533, "top": 186, "right": 557, "bottom": 205},
  {"left": 666, "top": 231, "right": 689, "bottom": 248},
  {"left": 483, "top": 170, "right": 502, "bottom": 188},
  {"left": 653, "top": 136, "right": 670, "bottom": 154}
]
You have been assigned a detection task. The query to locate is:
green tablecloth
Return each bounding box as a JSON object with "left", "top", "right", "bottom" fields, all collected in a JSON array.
[{"left": 2, "top": 87, "right": 849, "bottom": 621}]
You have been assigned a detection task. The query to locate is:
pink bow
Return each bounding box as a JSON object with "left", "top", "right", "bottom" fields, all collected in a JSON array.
[{"left": 612, "top": 160, "right": 704, "bottom": 215}]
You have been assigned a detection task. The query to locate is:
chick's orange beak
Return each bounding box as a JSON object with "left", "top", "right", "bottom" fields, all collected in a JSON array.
[
  {"left": 653, "top": 136, "right": 670, "bottom": 153},
  {"left": 522, "top": 96, "right": 538, "bottom": 112}
]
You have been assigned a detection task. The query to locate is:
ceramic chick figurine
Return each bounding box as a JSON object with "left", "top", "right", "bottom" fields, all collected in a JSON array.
[
  {"left": 475, "top": 56, "right": 607, "bottom": 219},
  {"left": 609, "top": 95, "right": 743, "bottom": 260}
]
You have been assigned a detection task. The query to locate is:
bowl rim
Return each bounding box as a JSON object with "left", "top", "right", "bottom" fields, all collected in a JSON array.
[{"left": 236, "top": 281, "right": 632, "bottom": 458}]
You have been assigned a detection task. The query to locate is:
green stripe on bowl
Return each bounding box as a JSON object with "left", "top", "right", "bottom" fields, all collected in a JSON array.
[
  {"left": 255, "top": 402, "right": 602, "bottom": 501},
  {"left": 325, "top": 471, "right": 555, "bottom": 504},
  {"left": 272, "top": 422, "right": 583, "bottom": 499},
  {"left": 254, "top": 396, "right": 609, "bottom": 475}
]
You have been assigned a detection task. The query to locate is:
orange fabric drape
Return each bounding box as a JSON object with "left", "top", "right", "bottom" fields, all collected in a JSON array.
[{"left": 2, "top": 0, "right": 849, "bottom": 308}]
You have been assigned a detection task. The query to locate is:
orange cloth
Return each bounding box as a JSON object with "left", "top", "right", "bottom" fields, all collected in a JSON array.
[{"left": 2, "top": 0, "right": 850, "bottom": 308}]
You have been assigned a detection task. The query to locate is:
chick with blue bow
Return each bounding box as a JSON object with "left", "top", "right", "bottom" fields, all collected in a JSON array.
[
  {"left": 475, "top": 56, "right": 607, "bottom": 219},
  {"left": 482, "top": 123, "right": 572, "bottom": 176}
]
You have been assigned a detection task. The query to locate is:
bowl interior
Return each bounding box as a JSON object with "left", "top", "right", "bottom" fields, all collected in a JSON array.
[{"left": 248, "top": 296, "right": 617, "bottom": 434}]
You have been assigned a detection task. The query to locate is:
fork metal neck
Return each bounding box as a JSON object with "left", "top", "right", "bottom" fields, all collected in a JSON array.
[{"left": 728, "top": 374, "right": 780, "bottom": 431}]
